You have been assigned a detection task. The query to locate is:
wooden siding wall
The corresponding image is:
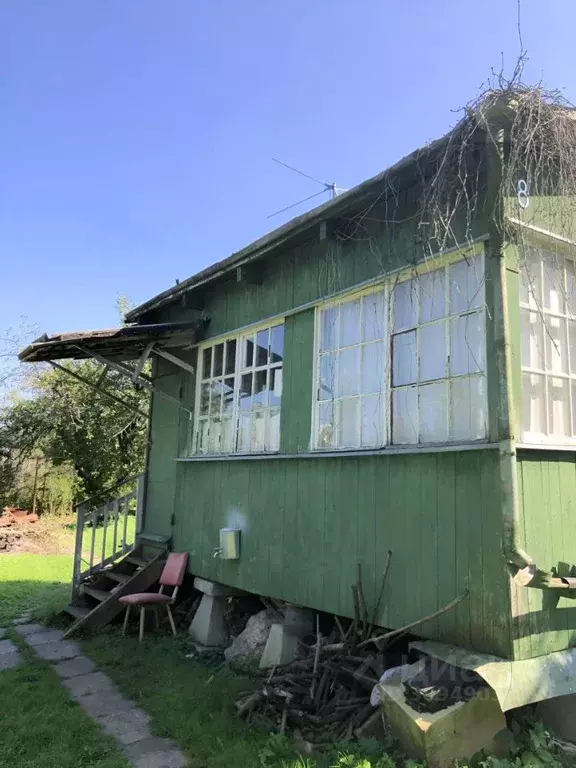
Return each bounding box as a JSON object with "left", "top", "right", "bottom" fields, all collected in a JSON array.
[
  {"left": 515, "top": 450, "right": 576, "bottom": 660},
  {"left": 170, "top": 448, "right": 510, "bottom": 657}
]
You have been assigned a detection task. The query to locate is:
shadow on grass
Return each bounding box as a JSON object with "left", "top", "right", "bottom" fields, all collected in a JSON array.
[{"left": 0, "top": 579, "right": 71, "bottom": 624}]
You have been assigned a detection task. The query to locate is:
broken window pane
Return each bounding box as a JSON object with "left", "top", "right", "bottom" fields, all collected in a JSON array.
[
  {"left": 318, "top": 402, "right": 335, "bottom": 448},
  {"left": 244, "top": 337, "right": 254, "bottom": 369},
  {"left": 420, "top": 270, "right": 446, "bottom": 323},
  {"left": 392, "top": 331, "right": 416, "bottom": 386},
  {"left": 419, "top": 381, "right": 448, "bottom": 443},
  {"left": 269, "top": 368, "right": 283, "bottom": 406},
  {"left": 392, "top": 387, "right": 417, "bottom": 444},
  {"left": 393, "top": 279, "right": 418, "bottom": 331},
  {"left": 419, "top": 322, "right": 447, "bottom": 382}
]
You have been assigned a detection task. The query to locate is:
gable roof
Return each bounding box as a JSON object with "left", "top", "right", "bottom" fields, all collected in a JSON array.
[{"left": 125, "top": 130, "right": 456, "bottom": 323}]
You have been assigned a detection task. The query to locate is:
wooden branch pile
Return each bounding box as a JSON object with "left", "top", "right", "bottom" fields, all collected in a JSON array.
[{"left": 235, "top": 553, "right": 469, "bottom": 742}]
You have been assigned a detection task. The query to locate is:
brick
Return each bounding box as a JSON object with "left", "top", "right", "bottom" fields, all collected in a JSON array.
[
  {"left": 33, "top": 640, "right": 82, "bottom": 662},
  {"left": 96, "top": 709, "right": 150, "bottom": 745},
  {"left": 0, "top": 639, "right": 17, "bottom": 656},
  {"left": 63, "top": 671, "right": 116, "bottom": 698},
  {"left": 26, "top": 629, "right": 65, "bottom": 646},
  {"left": 0, "top": 651, "right": 20, "bottom": 670},
  {"left": 14, "top": 623, "right": 45, "bottom": 637},
  {"left": 77, "top": 691, "right": 134, "bottom": 718},
  {"left": 54, "top": 656, "right": 97, "bottom": 679}
]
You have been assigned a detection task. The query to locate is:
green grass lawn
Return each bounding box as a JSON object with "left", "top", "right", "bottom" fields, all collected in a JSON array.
[
  {"left": 0, "top": 639, "right": 129, "bottom": 768},
  {"left": 0, "top": 553, "right": 73, "bottom": 624}
]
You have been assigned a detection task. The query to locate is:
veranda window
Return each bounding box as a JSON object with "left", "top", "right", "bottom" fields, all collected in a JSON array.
[
  {"left": 194, "top": 323, "right": 284, "bottom": 454},
  {"left": 520, "top": 247, "right": 576, "bottom": 443},
  {"left": 313, "top": 253, "right": 487, "bottom": 449}
]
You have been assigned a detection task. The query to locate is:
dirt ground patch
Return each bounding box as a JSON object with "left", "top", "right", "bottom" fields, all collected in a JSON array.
[{"left": 1, "top": 516, "right": 76, "bottom": 555}]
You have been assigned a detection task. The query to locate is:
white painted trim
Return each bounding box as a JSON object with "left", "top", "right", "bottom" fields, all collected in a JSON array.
[{"left": 507, "top": 216, "right": 576, "bottom": 248}]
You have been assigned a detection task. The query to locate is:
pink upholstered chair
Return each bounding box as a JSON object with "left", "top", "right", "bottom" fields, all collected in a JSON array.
[{"left": 119, "top": 552, "right": 188, "bottom": 642}]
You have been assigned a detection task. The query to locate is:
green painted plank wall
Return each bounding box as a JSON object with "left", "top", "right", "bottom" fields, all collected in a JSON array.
[
  {"left": 171, "top": 448, "right": 510, "bottom": 657},
  {"left": 514, "top": 450, "right": 576, "bottom": 660}
]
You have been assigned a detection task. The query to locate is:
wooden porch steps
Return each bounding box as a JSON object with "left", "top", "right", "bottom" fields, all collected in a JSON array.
[{"left": 62, "top": 545, "right": 165, "bottom": 638}]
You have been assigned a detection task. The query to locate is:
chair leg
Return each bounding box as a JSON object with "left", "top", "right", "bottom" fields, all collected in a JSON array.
[
  {"left": 139, "top": 606, "right": 145, "bottom": 643},
  {"left": 154, "top": 607, "right": 160, "bottom": 630},
  {"left": 122, "top": 605, "right": 131, "bottom": 636},
  {"left": 166, "top": 604, "right": 177, "bottom": 636}
]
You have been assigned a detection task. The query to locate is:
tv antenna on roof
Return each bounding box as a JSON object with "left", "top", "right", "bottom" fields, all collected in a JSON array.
[{"left": 267, "top": 158, "right": 346, "bottom": 219}]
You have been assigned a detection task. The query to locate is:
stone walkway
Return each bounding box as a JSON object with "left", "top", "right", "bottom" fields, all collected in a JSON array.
[{"left": 9, "top": 623, "right": 187, "bottom": 768}]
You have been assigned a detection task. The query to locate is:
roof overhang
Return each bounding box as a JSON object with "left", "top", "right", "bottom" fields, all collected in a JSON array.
[
  {"left": 19, "top": 320, "right": 206, "bottom": 363},
  {"left": 124, "top": 129, "right": 463, "bottom": 323}
]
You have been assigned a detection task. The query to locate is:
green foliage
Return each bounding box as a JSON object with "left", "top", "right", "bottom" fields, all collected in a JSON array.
[{"left": 1, "top": 360, "right": 149, "bottom": 506}]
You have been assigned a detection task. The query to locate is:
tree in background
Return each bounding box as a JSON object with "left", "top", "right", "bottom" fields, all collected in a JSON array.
[{"left": 2, "top": 361, "right": 149, "bottom": 508}]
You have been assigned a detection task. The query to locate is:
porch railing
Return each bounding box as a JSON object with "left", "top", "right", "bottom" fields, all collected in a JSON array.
[{"left": 72, "top": 474, "right": 145, "bottom": 594}]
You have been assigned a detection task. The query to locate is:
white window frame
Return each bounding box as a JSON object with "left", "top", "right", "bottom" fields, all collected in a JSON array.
[
  {"left": 519, "top": 245, "right": 576, "bottom": 446},
  {"left": 191, "top": 319, "right": 285, "bottom": 455},
  {"left": 311, "top": 250, "right": 487, "bottom": 451}
]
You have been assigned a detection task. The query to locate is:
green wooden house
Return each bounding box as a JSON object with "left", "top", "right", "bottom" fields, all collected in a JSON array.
[{"left": 21, "top": 92, "right": 576, "bottom": 662}]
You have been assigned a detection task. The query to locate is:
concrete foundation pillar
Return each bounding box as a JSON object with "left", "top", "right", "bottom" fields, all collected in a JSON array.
[
  {"left": 259, "top": 623, "right": 301, "bottom": 668},
  {"left": 188, "top": 577, "right": 246, "bottom": 648}
]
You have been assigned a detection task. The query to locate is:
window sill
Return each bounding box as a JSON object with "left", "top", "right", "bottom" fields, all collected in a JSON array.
[
  {"left": 517, "top": 443, "right": 576, "bottom": 453},
  {"left": 176, "top": 440, "right": 495, "bottom": 462}
]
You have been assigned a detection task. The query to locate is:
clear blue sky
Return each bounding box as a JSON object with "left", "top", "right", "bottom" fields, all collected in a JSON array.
[{"left": 1, "top": 0, "right": 574, "bottom": 339}]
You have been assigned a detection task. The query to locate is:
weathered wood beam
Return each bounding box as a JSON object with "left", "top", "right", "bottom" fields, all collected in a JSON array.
[
  {"left": 154, "top": 348, "right": 195, "bottom": 376},
  {"left": 48, "top": 361, "right": 149, "bottom": 419}
]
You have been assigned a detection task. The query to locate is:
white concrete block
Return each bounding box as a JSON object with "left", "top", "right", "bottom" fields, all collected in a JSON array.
[
  {"left": 259, "top": 624, "right": 301, "bottom": 669},
  {"left": 188, "top": 594, "right": 228, "bottom": 647}
]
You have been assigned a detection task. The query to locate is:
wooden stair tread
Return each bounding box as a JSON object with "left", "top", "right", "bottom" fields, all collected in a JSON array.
[
  {"left": 104, "top": 571, "right": 131, "bottom": 584},
  {"left": 63, "top": 605, "right": 91, "bottom": 619},
  {"left": 124, "top": 555, "right": 148, "bottom": 568},
  {"left": 63, "top": 553, "right": 164, "bottom": 638},
  {"left": 83, "top": 587, "right": 114, "bottom": 602}
]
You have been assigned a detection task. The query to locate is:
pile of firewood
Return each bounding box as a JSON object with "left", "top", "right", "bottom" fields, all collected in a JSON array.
[{"left": 235, "top": 553, "right": 469, "bottom": 742}]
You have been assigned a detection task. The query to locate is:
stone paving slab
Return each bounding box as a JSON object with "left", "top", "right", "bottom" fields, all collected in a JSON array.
[
  {"left": 63, "top": 671, "right": 116, "bottom": 698},
  {"left": 77, "top": 691, "right": 135, "bottom": 718},
  {"left": 54, "top": 655, "right": 97, "bottom": 679},
  {"left": 0, "top": 651, "right": 21, "bottom": 670},
  {"left": 26, "top": 629, "right": 65, "bottom": 646},
  {"left": 124, "top": 738, "right": 187, "bottom": 768},
  {"left": 0, "top": 639, "right": 18, "bottom": 656},
  {"left": 97, "top": 709, "right": 151, "bottom": 746},
  {"left": 19, "top": 622, "right": 187, "bottom": 767},
  {"left": 14, "top": 623, "right": 46, "bottom": 637},
  {"left": 33, "top": 640, "right": 82, "bottom": 662}
]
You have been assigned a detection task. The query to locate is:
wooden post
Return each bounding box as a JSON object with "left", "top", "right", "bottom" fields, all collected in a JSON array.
[
  {"left": 31, "top": 456, "right": 40, "bottom": 516},
  {"left": 72, "top": 502, "right": 86, "bottom": 598},
  {"left": 136, "top": 474, "right": 145, "bottom": 534}
]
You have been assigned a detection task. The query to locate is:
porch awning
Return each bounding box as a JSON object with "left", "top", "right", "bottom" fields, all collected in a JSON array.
[{"left": 19, "top": 320, "right": 206, "bottom": 363}]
